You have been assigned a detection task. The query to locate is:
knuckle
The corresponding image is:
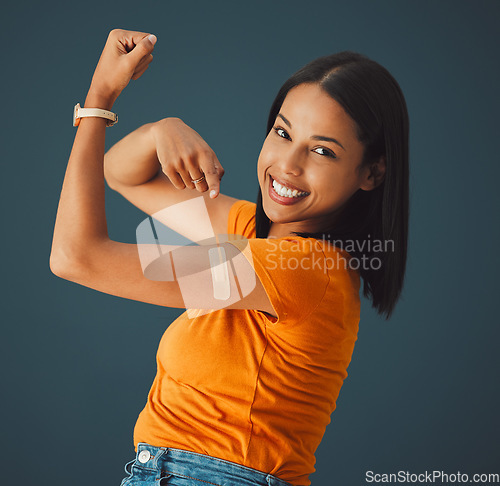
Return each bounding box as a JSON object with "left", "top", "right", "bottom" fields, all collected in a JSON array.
[
  {"left": 157, "top": 118, "right": 175, "bottom": 132},
  {"left": 185, "top": 153, "right": 200, "bottom": 166},
  {"left": 170, "top": 178, "right": 184, "bottom": 189},
  {"left": 162, "top": 166, "right": 176, "bottom": 177},
  {"left": 205, "top": 166, "right": 218, "bottom": 176},
  {"left": 200, "top": 147, "right": 213, "bottom": 157},
  {"left": 164, "top": 165, "right": 181, "bottom": 177},
  {"left": 154, "top": 118, "right": 170, "bottom": 132},
  {"left": 165, "top": 116, "right": 182, "bottom": 125},
  {"left": 174, "top": 158, "right": 185, "bottom": 170},
  {"left": 183, "top": 153, "right": 197, "bottom": 165}
]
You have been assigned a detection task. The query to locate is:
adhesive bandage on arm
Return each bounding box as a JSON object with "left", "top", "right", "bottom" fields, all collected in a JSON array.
[{"left": 208, "top": 246, "right": 230, "bottom": 301}]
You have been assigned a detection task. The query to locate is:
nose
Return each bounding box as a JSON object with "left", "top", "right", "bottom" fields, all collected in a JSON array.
[{"left": 277, "top": 145, "right": 304, "bottom": 176}]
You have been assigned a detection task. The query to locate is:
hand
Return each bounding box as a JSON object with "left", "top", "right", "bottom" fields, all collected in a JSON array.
[
  {"left": 151, "top": 118, "right": 225, "bottom": 198},
  {"left": 88, "top": 29, "right": 157, "bottom": 104}
]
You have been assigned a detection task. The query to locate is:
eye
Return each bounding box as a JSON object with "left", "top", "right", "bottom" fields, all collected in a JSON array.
[
  {"left": 313, "top": 147, "right": 337, "bottom": 159},
  {"left": 273, "top": 126, "right": 291, "bottom": 140}
]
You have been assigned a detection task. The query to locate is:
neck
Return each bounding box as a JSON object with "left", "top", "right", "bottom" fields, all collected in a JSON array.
[{"left": 266, "top": 221, "right": 314, "bottom": 239}]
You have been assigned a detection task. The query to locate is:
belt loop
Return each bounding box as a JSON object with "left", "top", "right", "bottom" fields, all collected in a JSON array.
[
  {"left": 157, "top": 446, "right": 168, "bottom": 462},
  {"left": 266, "top": 474, "right": 292, "bottom": 486}
]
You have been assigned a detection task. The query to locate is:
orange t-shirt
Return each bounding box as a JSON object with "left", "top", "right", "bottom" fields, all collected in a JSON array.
[{"left": 133, "top": 200, "right": 361, "bottom": 486}]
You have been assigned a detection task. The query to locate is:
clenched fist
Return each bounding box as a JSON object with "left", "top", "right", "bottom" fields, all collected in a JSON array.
[{"left": 89, "top": 29, "right": 156, "bottom": 104}]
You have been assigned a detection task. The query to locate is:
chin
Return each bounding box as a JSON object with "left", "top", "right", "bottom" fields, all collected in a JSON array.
[{"left": 261, "top": 202, "right": 294, "bottom": 224}]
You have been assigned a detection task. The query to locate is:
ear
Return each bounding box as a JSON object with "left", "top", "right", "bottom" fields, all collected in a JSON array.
[{"left": 360, "top": 155, "right": 386, "bottom": 191}]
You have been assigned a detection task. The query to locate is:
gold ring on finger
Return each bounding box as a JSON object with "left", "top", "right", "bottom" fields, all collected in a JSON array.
[{"left": 191, "top": 175, "right": 206, "bottom": 184}]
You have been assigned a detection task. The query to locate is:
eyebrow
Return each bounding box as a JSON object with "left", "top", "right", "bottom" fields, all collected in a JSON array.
[{"left": 277, "top": 113, "right": 346, "bottom": 151}]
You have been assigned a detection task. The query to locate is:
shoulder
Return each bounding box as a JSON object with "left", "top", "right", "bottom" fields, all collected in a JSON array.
[
  {"left": 227, "top": 200, "right": 256, "bottom": 238},
  {"left": 314, "top": 239, "right": 362, "bottom": 294}
]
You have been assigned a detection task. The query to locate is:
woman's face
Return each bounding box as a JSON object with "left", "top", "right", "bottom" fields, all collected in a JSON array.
[{"left": 257, "top": 82, "right": 377, "bottom": 237}]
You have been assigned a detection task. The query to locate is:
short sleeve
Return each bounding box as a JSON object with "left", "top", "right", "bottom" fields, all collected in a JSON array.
[
  {"left": 227, "top": 200, "right": 257, "bottom": 239},
  {"left": 228, "top": 236, "right": 330, "bottom": 325}
]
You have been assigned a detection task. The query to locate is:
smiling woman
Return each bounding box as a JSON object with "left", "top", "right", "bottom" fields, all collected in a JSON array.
[
  {"left": 50, "top": 29, "right": 409, "bottom": 486},
  {"left": 259, "top": 83, "right": 375, "bottom": 236},
  {"left": 256, "top": 52, "right": 409, "bottom": 319}
]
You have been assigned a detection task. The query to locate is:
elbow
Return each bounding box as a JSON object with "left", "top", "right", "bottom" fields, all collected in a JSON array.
[
  {"left": 49, "top": 250, "right": 70, "bottom": 278},
  {"left": 49, "top": 249, "right": 82, "bottom": 280}
]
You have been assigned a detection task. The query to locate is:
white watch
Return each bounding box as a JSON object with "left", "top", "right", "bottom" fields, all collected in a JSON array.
[{"left": 73, "top": 103, "right": 118, "bottom": 127}]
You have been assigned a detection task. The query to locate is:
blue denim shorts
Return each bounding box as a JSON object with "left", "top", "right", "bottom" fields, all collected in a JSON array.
[{"left": 120, "top": 442, "right": 294, "bottom": 486}]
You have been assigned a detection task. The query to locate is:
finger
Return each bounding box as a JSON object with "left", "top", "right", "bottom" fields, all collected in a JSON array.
[
  {"left": 135, "top": 53, "right": 153, "bottom": 72},
  {"left": 201, "top": 154, "right": 223, "bottom": 198},
  {"left": 188, "top": 167, "right": 209, "bottom": 193},
  {"left": 130, "top": 54, "right": 153, "bottom": 79},
  {"left": 215, "top": 160, "right": 225, "bottom": 180},
  {"left": 121, "top": 31, "right": 157, "bottom": 67},
  {"left": 131, "top": 64, "right": 149, "bottom": 80},
  {"left": 109, "top": 29, "right": 153, "bottom": 55},
  {"left": 177, "top": 165, "right": 197, "bottom": 190},
  {"left": 138, "top": 53, "right": 154, "bottom": 69},
  {"left": 163, "top": 166, "right": 186, "bottom": 190}
]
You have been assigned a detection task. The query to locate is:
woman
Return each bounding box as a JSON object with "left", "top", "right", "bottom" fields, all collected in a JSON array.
[{"left": 50, "top": 29, "right": 409, "bottom": 486}]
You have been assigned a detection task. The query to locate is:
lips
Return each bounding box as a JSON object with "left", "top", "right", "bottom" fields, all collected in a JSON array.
[
  {"left": 267, "top": 175, "right": 310, "bottom": 206},
  {"left": 270, "top": 175, "right": 309, "bottom": 194}
]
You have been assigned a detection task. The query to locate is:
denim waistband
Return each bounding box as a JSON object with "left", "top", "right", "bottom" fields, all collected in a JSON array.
[{"left": 126, "top": 442, "right": 294, "bottom": 486}]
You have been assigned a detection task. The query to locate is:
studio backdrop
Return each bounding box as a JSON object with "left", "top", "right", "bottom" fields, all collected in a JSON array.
[{"left": 1, "top": 1, "right": 499, "bottom": 485}]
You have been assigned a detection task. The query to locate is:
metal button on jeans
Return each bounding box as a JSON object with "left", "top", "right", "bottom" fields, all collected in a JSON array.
[{"left": 138, "top": 450, "right": 151, "bottom": 463}]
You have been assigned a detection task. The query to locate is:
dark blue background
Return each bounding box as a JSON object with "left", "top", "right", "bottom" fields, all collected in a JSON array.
[{"left": 2, "top": 1, "right": 499, "bottom": 484}]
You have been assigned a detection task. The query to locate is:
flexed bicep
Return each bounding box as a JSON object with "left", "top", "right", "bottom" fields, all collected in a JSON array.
[{"left": 136, "top": 212, "right": 274, "bottom": 317}]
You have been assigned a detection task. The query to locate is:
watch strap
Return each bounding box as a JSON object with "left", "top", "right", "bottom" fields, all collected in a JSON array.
[{"left": 73, "top": 103, "right": 118, "bottom": 127}]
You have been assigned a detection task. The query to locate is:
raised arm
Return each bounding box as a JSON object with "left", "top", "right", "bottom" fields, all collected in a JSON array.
[{"left": 49, "top": 29, "right": 274, "bottom": 316}]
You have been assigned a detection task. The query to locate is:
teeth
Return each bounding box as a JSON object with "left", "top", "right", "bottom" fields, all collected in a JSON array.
[{"left": 272, "top": 179, "right": 308, "bottom": 198}]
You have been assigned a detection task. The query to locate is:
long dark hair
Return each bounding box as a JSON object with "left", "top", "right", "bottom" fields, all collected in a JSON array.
[{"left": 255, "top": 51, "right": 409, "bottom": 320}]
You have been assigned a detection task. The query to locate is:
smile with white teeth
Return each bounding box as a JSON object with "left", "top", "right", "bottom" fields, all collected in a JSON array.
[{"left": 272, "top": 179, "right": 309, "bottom": 198}]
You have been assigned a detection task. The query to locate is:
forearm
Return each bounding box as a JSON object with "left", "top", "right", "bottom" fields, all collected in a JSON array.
[
  {"left": 50, "top": 91, "right": 113, "bottom": 267},
  {"left": 104, "top": 120, "right": 160, "bottom": 188}
]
